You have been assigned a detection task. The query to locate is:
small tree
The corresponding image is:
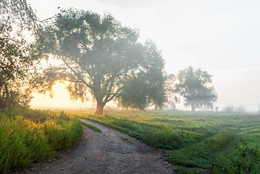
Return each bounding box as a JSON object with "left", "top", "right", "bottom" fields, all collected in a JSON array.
[
  {"left": 0, "top": 0, "right": 38, "bottom": 108},
  {"left": 175, "top": 66, "right": 217, "bottom": 111},
  {"left": 164, "top": 73, "right": 179, "bottom": 110},
  {"left": 34, "top": 9, "right": 165, "bottom": 114}
]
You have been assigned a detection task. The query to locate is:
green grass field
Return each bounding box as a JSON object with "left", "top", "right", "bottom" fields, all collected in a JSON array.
[{"left": 70, "top": 109, "right": 260, "bottom": 173}]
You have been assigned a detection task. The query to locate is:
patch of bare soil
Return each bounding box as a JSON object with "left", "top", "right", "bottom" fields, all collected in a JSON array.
[{"left": 19, "top": 119, "right": 175, "bottom": 174}]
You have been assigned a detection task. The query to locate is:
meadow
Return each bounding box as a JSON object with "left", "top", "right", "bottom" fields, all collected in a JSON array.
[
  {"left": 71, "top": 109, "right": 260, "bottom": 174},
  {"left": 0, "top": 106, "right": 83, "bottom": 173}
]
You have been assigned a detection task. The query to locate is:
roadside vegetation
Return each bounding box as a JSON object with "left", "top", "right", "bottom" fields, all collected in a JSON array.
[
  {"left": 0, "top": 106, "right": 83, "bottom": 173},
  {"left": 73, "top": 109, "right": 260, "bottom": 173}
]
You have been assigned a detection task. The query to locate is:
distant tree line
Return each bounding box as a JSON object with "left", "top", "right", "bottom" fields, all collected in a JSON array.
[{"left": 222, "top": 105, "right": 247, "bottom": 113}]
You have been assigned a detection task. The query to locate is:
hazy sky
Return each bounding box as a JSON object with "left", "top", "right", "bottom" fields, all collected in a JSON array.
[{"left": 29, "top": 0, "right": 260, "bottom": 111}]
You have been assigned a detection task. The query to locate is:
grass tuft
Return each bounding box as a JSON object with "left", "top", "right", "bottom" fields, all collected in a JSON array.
[
  {"left": 81, "top": 120, "right": 101, "bottom": 133},
  {"left": 120, "top": 137, "right": 133, "bottom": 144}
]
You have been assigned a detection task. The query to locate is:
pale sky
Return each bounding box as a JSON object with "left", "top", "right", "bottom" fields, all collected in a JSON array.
[{"left": 29, "top": 0, "right": 260, "bottom": 111}]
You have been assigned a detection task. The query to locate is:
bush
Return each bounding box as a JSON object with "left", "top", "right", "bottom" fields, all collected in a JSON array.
[
  {"left": 0, "top": 116, "right": 50, "bottom": 172},
  {"left": 44, "top": 114, "right": 83, "bottom": 150},
  {"left": 213, "top": 143, "right": 260, "bottom": 174},
  {"left": 0, "top": 110, "right": 83, "bottom": 173}
]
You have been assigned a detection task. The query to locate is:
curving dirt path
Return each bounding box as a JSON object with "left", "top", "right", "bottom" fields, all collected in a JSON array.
[{"left": 22, "top": 119, "right": 175, "bottom": 174}]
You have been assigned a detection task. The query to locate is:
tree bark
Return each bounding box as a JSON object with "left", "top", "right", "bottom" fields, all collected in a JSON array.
[
  {"left": 95, "top": 102, "right": 105, "bottom": 115},
  {"left": 4, "top": 84, "right": 9, "bottom": 99}
]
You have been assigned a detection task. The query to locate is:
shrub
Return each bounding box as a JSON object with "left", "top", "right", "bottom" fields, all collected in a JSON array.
[
  {"left": 0, "top": 116, "right": 50, "bottom": 172},
  {"left": 213, "top": 143, "right": 260, "bottom": 174},
  {"left": 0, "top": 110, "right": 83, "bottom": 173}
]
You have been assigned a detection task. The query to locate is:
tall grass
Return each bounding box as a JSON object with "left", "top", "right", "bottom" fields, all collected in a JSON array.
[{"left": 0, "top": 108, "right": 83, "bottom": 173}]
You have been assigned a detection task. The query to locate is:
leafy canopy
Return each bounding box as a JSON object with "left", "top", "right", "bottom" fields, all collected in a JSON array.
[{"left": 175, "top": 66, "right": 217, "bottom": 111}]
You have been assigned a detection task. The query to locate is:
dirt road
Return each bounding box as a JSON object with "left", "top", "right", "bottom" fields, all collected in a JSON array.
[{"left": 23, "top": 119, "right": 175, "bottom": 174}]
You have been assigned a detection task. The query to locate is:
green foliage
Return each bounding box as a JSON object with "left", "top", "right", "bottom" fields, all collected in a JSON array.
[
  {"left": 174, "top": 167, "right": 204, "bottom": 174},
  {"left": 84, "top": 114, "right": 209, "bottom": 150},
  {"left": 119, "top": 50, "right": 166, "bottom": 110},
  {"left": 167, "top": 129, "right": 236, "bottom": 169},
  {"left": 230, "top": 143, "right": 260, "bottom": 173},
  {"left": 213, "top": 143, "right": 260, "bottom": 174},
  {"left": 0, "top": 37, "right": 33, "bottom": 108},
  {"left": 119, "top": 77, "right": 149, "bottom": 110},
  {"left": 0, "top": 0, "right": 38, "bottom": 109},
  {"left": 34, "top": 9, "right": 165, "bottom": 114},
  {"left": 0, "top": 108, "right": 83, "bottom": 173},
  {"left": 81, "top": 120, "right": 101, "bottom": 133},
  {"left": 43, "top": 115, "right": 83, "bottom": 150},
  {"left": 0, "top": 116, "right": 49, "bottom": 172},
  {"left": 164, "top": 73, "right": 178, "bottom": 109},
  {"left": 175, "top": 66, "right": 217, "bottom": 111}
]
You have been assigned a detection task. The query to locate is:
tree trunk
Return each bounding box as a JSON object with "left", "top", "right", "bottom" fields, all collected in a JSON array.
[
  {"left": 95, "top": 102, "right": 105, "bottom": 115},
  {"left": 4, "top": 84, "right": 9, "bottom": 99}
]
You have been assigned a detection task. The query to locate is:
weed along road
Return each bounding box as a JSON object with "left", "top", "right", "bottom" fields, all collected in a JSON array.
[{"left": 23, "top": 119, "right": 174, "bottom": 174}]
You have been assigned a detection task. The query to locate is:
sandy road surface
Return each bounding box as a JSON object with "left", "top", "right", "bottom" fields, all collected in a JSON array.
[{"left": 21, "top": 119, "right": 175, "bottom": 174}]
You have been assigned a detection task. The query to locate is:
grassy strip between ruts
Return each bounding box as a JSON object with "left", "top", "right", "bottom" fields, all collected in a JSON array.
[
  {"left": 0, "top": 108, "right": 83, "bottom": 173},
  {"left": 81, "top": 119, "right": 101, "bottom": 133}
]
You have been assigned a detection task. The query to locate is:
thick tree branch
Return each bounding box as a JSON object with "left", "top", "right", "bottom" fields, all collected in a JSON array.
[
  {"left": 105, "top": 86, "right": 124, "bottom": 103},
  {"left": 103, "top": 75, "right": 116, "bottom": 102},
  {"left": 60, "top": 56, "right": 94, "bottom": 90}
]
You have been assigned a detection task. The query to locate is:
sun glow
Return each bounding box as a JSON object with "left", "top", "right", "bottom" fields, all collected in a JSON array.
[{"left": 30, "top": 81, "right": 93, "bottom": 109}]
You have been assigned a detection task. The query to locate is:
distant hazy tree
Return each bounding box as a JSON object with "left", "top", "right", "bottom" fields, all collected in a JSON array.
[
  {"left": 164, "top": 73, "right": 178, "bottom": 110},
  {"left": 0, "top": 0, "right": 38, "bottom": 108},
  {"left": 175, "top": 66, "right": 217, "bottom": 111},
  {"left": 222, "top": 106, "right": 234, "bottom": 113},
  {"left": 222, "top": 105, "right": 247, "bottom": 113},
  {"left": 34, "top": 9, "right": 165, "bottom": 114},
  {"left": 235, "top": 106, "right": 246, "bottom": 113}
]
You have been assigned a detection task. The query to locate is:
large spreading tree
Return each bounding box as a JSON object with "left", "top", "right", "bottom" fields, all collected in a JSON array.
[
  {"left": 34, "top": 9, "right": 165, "bottom": 114},
  {"left": 175, "top": 66, "right": 217, "bottom": 111}
]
